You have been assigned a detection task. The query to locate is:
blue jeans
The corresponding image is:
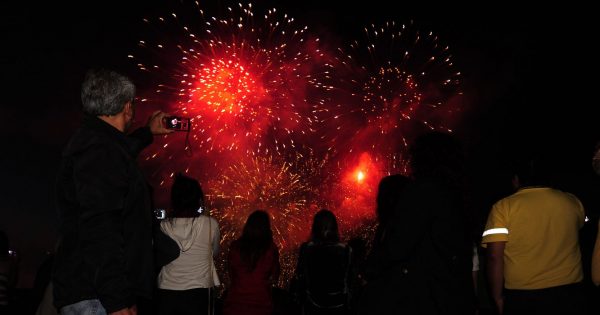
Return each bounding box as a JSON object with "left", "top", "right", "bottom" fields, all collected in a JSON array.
[{"left": 60, "top": 299, "right": 107, "bottom": 315}]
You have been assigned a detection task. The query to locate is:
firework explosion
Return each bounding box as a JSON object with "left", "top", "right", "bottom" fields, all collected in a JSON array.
[
  {"left": 323, "top": 20, "right": 462, "bottom": 158},
  {"left": 310, "top": 21, "right": 463, "bottom": 227},
  {"left": 131, "top": 3, "right": 463, "bottom": 288},
  {"left": 131, "top": 2, "right": 327, "bottom": 161},
  {"left": 207, "top": 151, "right": 325, "bottom": 286}
]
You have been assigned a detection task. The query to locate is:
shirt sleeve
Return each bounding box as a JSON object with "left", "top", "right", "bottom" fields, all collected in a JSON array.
[
  {"left": 568, "top": 193, "right": 585, "bottom": 228},
  {"left": 481, "top": 200, "right": 510, "bottom": 247}
]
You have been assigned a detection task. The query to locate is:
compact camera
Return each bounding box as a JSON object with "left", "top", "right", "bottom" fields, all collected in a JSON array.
[{"left": 164, "top": 116, "right": 191, "bottom": 132}]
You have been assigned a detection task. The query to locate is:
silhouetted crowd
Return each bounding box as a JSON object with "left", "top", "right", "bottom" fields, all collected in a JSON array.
[{"left": 2, "top": 69, "right": 600, "bottom": 315}]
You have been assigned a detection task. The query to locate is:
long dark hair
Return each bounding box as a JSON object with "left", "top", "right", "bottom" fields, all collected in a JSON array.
[
  {"left": 238, "top": 210, "right": 273, "bottom": 271},
  {"left": 310, "top": 209, "right": 339, "bottom": 243},
  {"left": 170, "top": 173, "right": 204, "bottom": 219},
  {"left": 376, "top": 175, "right": 410, "bottom": 226}
]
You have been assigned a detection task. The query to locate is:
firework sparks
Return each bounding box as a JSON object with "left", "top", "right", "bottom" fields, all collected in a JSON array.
[
  {"left": 131, "top": 2, "right": 328, "bottom": 160},
  {"left": 322, "top": 20, "right": 463, "bottom": 161},
  {"left": 206, "top": 150, "right": 326, "bottom": 287},
  {"left": 130, "top": 3, "right": 465, "bottom": 289}
]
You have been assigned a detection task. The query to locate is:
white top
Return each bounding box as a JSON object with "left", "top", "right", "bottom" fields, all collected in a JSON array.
[{"left": 158, "top": 216, "right": 221, "bottom": 289}]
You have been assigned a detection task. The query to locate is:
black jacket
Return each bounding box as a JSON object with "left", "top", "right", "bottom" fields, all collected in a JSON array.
[
  {"left": 53, "top": 116, "right": 154, "bottom": 313},
  {"left": 360, "top": 178, "right": 474, "bottom": 315}
]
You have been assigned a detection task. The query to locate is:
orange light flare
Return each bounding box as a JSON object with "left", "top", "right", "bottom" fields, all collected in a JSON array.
[
  {"left": 356, "top": 170, "right": 366, "bottom": 183},
  {"left": 334, "top": 152, "right": 386, "bottom": 226},
  {"left": 344, "top": 152, "right": 382, "bottom": 189}
]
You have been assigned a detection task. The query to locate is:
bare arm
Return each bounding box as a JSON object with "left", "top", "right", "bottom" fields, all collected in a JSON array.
[{"left": 487, "top": 242, "right": 506, "bottom": 315}]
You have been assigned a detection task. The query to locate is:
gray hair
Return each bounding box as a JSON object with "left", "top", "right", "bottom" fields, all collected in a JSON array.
[{"left": 80, "top": 69, "right": 136, "bottom": 116}]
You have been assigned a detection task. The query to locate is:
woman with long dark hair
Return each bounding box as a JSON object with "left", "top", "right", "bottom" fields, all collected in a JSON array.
[
  {"left": 157, "top": 174, "right": 220, "bottom": 315},
  {"left": 294, "top": 209, "right": 353, "bottom": 315},
  {"left": 374, "top": 174, "right": 411, "bottom": 245},
  {"left": 358, "top": 175, "right": 411, "bottom": 310},
  {"left": 360, "top": 132, "right": 474, "bottom": 315},
  {"left": 223, "top": 210, "right": 280, "bottom": 315}
]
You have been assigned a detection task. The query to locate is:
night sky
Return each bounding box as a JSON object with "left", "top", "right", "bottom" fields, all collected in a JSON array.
[{"left": 2, "top": 1, "right": 598, "bottom": 288}]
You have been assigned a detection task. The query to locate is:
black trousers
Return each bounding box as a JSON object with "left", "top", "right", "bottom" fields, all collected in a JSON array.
[
  {"left": 157, "top": 288, "right": 212, "bottom": 315},
  {"left": 504, "top": 282, "right": 585, "bottom": 315}
]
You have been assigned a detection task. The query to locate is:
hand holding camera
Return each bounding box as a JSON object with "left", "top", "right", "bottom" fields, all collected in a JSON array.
[
  {"left": 164, "top": 116, "right": 191, "bottom": 132},
  {"left": 146, "top": 111, "right": 191, "bottom": 134},
  {"left": 147, "top": 111, "right": 174, "bottom": 135}
]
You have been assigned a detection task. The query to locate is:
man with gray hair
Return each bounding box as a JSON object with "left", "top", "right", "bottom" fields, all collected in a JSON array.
[{"left": 53, "top": 69, "right": 173, "bottom": 315}]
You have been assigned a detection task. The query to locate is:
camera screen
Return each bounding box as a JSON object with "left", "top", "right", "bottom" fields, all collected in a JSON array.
[{"left": 165, "top": 116, "right": 190, "bottom": 131}]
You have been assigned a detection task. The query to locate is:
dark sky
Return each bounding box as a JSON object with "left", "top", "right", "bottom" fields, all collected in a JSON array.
[{"left": 2, "top": 1, "right": 598, "bottom": 287}]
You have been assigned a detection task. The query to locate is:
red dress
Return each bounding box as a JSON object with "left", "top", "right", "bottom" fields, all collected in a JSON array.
[{"left": 223, "top": 241, "right": 280, "bottom": 315}]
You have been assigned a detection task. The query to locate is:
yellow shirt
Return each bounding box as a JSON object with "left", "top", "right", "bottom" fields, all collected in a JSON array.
[{"left": 481, "top": 187, "right": 584, "bottom": 289}]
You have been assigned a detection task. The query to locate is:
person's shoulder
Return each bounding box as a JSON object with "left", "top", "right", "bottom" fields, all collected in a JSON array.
[
  {"left": 295, "top": 242, "right": 307, "bottom": 255},
  {"left": 63, "top": 127, "right": 106, "bottom": 154},
  {"left": 554, "top": 189, "right": 581, "bottom": 201},
  {"left": 197, "top": 215, "right": 219, "bottom": 227},
  {"left": 300, "top": 241, "right": 313, "bottom": 249},
  {"left": 207, "top": 215, "right": 219, "bottom": 226},
  {"left": 159, "top": 219, "right": 169, "bottom": 228},
  {"left": 555, "top": 190, "right": 584, "bottom": 209},
  {"left": 268, "top": 241, "right": 280, "bottom": 256},
  {"left": 326, "top": 241, "right": 348, "bottom": 248},
  {"left": 271, "top": 241, "right": 279, "bottom": 250},
  {"left": 490, "top": 193, "right": 517, "bottom": 213},
  {"left": 64, "top": 126, "right": 125, "bottom": 161}
]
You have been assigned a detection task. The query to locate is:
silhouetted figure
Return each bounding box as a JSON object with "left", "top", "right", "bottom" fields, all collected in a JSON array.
[
  {"left": 360, "top": 132, "right": 474, "bottom": 315},
  {"left": 374, "top": 175, "right": 411, "bottom": 246},
  {"left": 223, "top": 210, "right": 280, "bottom": 315},
  {"left": 483, "top": 156, "right": 586, "bottom": 315},
  {"left": 34, "top": 251, "right": 57, "bottom": 315},
  {"left": 157, "top": 174, "right": 220, "bottom": 315},
  {"left": 347, "top": 237, "right": 367, "bottom": 315},
  {"left": 364, "top": 175, "right": 411, "bottom": 280},
  {"left": 53, "top": 69, "right": 173, "bottom": 315},
  {"left": 0, "top": 230, "right": 18, "bottom": 313},
  {"left": 592, "top": 144, "right": 600, "bottom": 286},
  {"left": 295, "top": 209, "right": 353, "bottom": 315},
  {"left": 359, "top": 175, "right": 410, "bottom": 314}
]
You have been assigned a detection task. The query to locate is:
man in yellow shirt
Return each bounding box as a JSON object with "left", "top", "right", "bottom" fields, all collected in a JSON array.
[{"left": 481, "top": 158, "right": 585, "bottom": 315}]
